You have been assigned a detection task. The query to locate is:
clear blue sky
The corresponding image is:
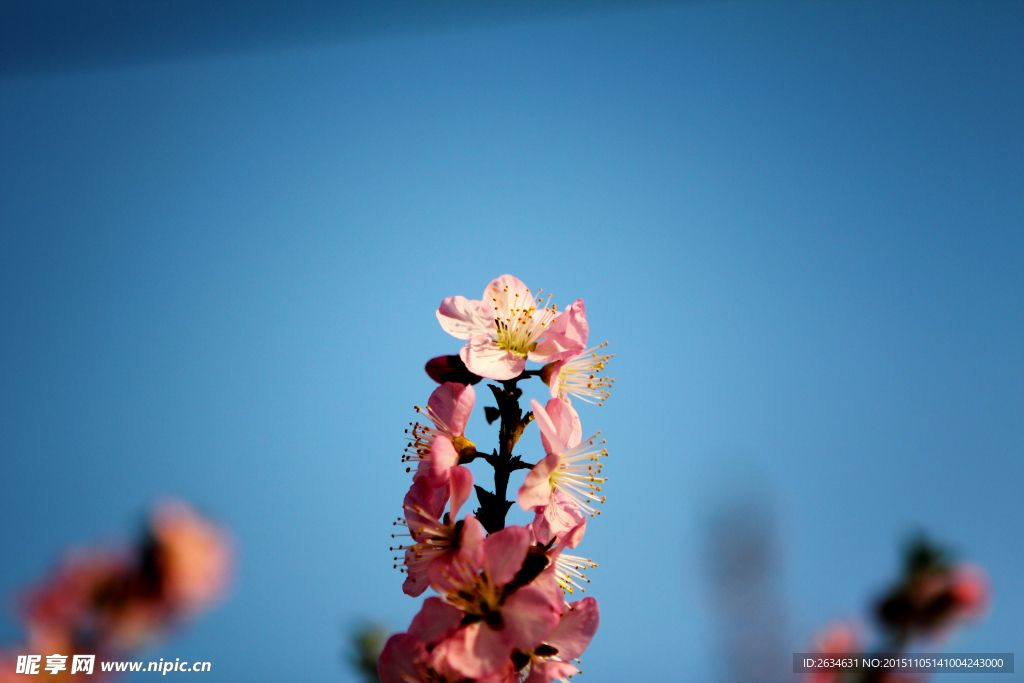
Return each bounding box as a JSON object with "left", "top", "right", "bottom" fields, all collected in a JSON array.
[{"left": 1, "top": 2, "right": 1022, "bottom": 682}]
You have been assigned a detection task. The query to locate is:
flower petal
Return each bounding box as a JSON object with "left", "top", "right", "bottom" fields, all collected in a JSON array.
[
  {"left": 500, "top": 584, "right": 562, "bottom": 651},
  {"left": 533, "top": 493, "right": 585, "bottom": 546},
  {"left": 524, "top": 658, "right": 579, "bottom": 683},
  {"left": 530, "top": 298, "right": 588, "bottom": 363},
  {"left": 449, "top": 466, "right": 473, "bottom": 520},
  {"left": 547, "top": 597, "right": 600, "bottom": 660},
  {"left": 518, "top": 453, "right": 559, "bottom": 511},
  {"left": 428, "top": 437, "right": 459, "bottom": 486},
  {"left": 427, "top": 382, "right": 475, "bottom": 436},
  {"left": 408, "top": 597, "right": 465, "bottom": 646},
  {"left": 543, "top": 398, "right": 582, "bottom": 451},
  {"left": 483, "top": 275, "right": 536, "bottom": 315},
  {"left": 436, "top": 621, "right": 513, "bottom": 680},
  {"left": 378, "top": 633, "right": 427, "bottom": 683},
  {"left": 483, "top": 525, "right": 532, "bottom": 587},
  {"left": 437, "top": 296, "right": 494, "bottom": 340},
  {"left": 530, "top": 399, "right": 564, "bottom": 455},
  {"left": 462, "top": 335, "right": 525, "bottom": 381},
  {"left": 404, "top": 477, "right": 449, "bottom": 542}
]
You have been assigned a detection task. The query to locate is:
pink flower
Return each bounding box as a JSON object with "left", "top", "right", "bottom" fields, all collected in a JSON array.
[
  {"left": 807, "top": 620, "right": 863, "bottom": 683},
  {"left": 949, "top": 564, "right": 989, "bottom": 620},
  {"left": 379, "top": 600, "right": 464, "bottom": 683},
  {"left": 518, "top": 399, "right": 607, "bottom": 536},
  {"left": 20, "top": 502, "right": 232, "bottom": 655},
  {"left": 523, "top": 597, "right": 600, "bottom": 683},
  {"left": 430, "top": 525, "right": 564, "bottom": 679},
  {"left": 403, "top": 382, "right": 476, "bottom": 486},
  {"left": 393, "top": 468, "right": 476, "bottom": 597},
  {"left": 542, "top": 341, "right": 615, "bottom": 406},
  {"left": 436, "top": 276, "right": 587, "bottom": 381},
  {"left": 148, "top": 501, "right": 233, "bottom": 616}
]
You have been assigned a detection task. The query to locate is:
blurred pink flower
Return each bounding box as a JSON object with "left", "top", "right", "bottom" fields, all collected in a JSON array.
[
  {"left": 149, "top": 500, "right": 232, "bottom": 616},
  {"left": 403, "top": 382, "right": 476, "bottom": 485},
  {"left": 807, "top": 620, "right": 863, "bottom": 683},
  {"left": 17, "top": 501, "right": 231, "bottom": 655},
  {"left": 518, "top": 399, "right": 607, "bottom": 535},
  {"left": 436, "top": 276, "right": 586, "bottom": 380}
]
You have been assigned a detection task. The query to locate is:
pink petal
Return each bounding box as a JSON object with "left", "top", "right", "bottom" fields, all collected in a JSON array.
[
  {"left": 401, "top": 547, "right": 429, "bottom": 598},
  {"left": 456, "top": 515, "right": 486, "bottom": 573},
  {"left": 404, "top": 477, "right": 449, "bottom": 542},
  {"left": 483, "top": 275, "right": 536, "bottom": 313},
  {"left": 427, "top": 382, "right": 475, "bottom": 436},
  {"left": 378, "top": 633, "right": 427, "bottom": 683},
  {"left": 436, "top": 622, "right": 513, "bottom": 680},
  {"left": 483, "top": 525, "right": 532, "bottom": 587},
  {"left": 547, "top": 597, "right": 600, "bottom": 660},
  {"left": 408, "top": 597, "right": 465, "bottom": 646},
  {"left": 476, "top": 660, "right": 518, "bottom": 683},
  {"left": 449, "top": 466, "right": 473, "bottom": 520},
  {"left": 543, "top": 398, "right": 582, "bottom": 451},
  {"left": 500, "top": 584, "right": 562, "bottom": 651},
  {"left": 529, "top": 298, "right": 588, "bottom": 363},
  {"left": 428, "top": 437, "right": 459, "bottom": 486},
  {"left": 561, "top": 519, "right": 587, "bottom": 550},
  {"left": 524, "top": 659, "right": 579, "bottom": 683},
  {"left": 530, "top": 399, "right": 565, "bottom": 455},
  {"left": 518, "top": 453, "right": 559, "bottom": 511},
  {"left": 437, "top": 295, "right": 494, "bottom": 340},
  {"left": 462, "top": 335, "right": 525, "bottom": 381},
  {"left": 533, "top": 493, "right": 585, "bottom": 546}
]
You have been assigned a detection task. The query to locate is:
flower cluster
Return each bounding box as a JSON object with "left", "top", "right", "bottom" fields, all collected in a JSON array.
[
  {"left": 0, "top": 501, "right": 232, "bottom": 683},
  {"left": 383, "top": 276, "right": 614, "bottom": 683},
  {"left": 806, "top": 534, "right": 988, "bottom": 683}
]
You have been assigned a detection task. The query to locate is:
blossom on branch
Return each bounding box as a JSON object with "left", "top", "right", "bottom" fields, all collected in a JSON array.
[
  {"left": 436, "top": 275, "right": 586, "bottom": 381},
  {"left": 518, "top": 399, "right": 607, "bottom": 537},
  {"left": 403, "top": 382, "right": 477, "bottom": 485}
]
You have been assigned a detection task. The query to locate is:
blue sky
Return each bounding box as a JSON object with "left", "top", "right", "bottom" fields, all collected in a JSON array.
[{"left": 1, "top": 2, "right": 1022, "bottom": 681}]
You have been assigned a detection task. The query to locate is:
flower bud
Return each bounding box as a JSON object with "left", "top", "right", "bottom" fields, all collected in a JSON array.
[{"left": 424, "top": 355, "right": 482, "bottom": 385}]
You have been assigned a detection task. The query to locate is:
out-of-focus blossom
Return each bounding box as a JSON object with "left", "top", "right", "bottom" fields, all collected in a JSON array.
[
  {"left": 430, "top": 526, "right": 563, "bottom": 679},
  {"left": 518, "top": 399, "right": 607, "bottom": 536},
  {"left": 542, "top": 341, "right": 615, "bottom": 406},
  {"left": 807, "top": 620, "right": 863, "bottom": 683},
  {"left": 18, "top": 501, "right": 231, "bottom": 656},
  {"left": 403, "top": 382, "right": 476, "bottom": 485},
  {"left": 148, "top": 500, "right": 233, "bottom": 617},
  {"left": 436, "top": 276, "right": 586, "bottom": 381},
  {"left": 877, "top": 558, "right": 990, "bottom": 638},
  {"left": 425, "top": 355, "right": 483, "bottom": 386}
]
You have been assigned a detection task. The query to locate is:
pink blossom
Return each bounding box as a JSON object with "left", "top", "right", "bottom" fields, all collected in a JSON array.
[
  {"left": 518, "top": 399, "right": 607, "bottom": 537},
  {"left": 949, "top": 564, "right": 989, "bottom": 620},
  {"left": 393, "top": 469, "right": 477, "bottom": 597},
  {"left": 149, "top": 500, "right": 233, "bottom": 616},
  {"left": 436, "top": 276, "right": 587, "bottom": 381},
  {"left": 542, "top": 341, "right": 615, "bottom": 407},
  {"left": 19, "top": 501, "right": 232, "bottom": 655},
  {"left": 403, "top": 382, "right": 476, "bottom": 485},
  {"left": 523, "top": 597, "right": 600, "bottom": 683},
  {"left": 807, "top": 620, "right": 863, "bottom": 683},
  {"left": 431, "top": 525, "right": 563, "bottom": 679}
]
